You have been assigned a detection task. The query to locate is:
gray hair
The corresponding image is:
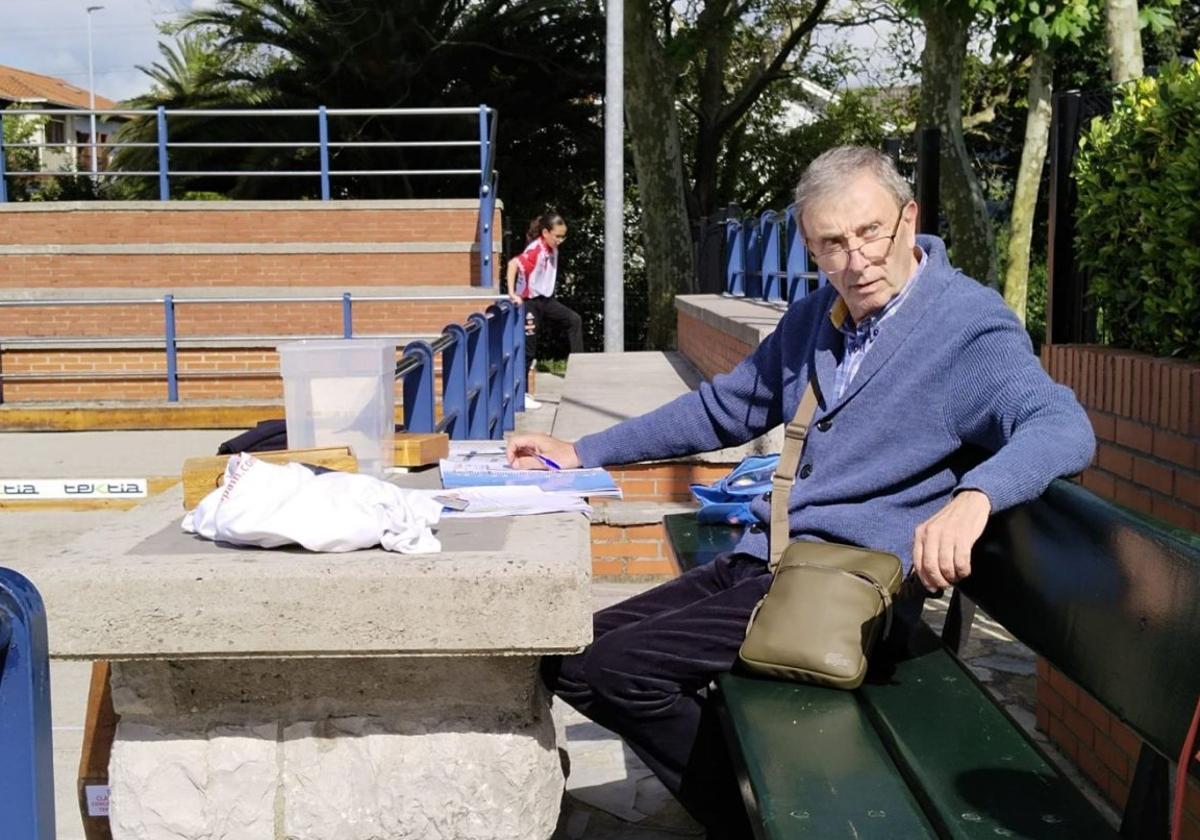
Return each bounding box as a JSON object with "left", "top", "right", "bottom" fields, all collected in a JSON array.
[{"left": 793, "top": 146, "right": 914, "bottom": 218}]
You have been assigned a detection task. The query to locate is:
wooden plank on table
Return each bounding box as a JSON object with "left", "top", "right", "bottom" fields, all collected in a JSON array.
[
  {"left": 182, "top": 447, "right": 357, "bottom": 509},
  {"left": 394, "top": 432, "right": 449, "bottom": 467},
  {"left": 0, "top": 405, "right": 285, "bottom": 432},
  {"left": 77, "top": 661, "right": 117, "bottom": 840}
]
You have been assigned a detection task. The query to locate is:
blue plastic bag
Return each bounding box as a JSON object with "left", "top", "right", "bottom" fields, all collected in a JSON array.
[{"left": 689, "top": 453, "right": 779, "bottom": 525}]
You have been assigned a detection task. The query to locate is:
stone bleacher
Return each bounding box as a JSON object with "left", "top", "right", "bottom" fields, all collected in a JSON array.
[
  {"left": 0, "top": 199, "right": 501, "bottom": 403},
  {"left": 554, "top": 295, "right": 787, "bottom": 580}
]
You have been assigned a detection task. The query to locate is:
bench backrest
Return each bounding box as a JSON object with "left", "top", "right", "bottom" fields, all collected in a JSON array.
[
  {"left": 962, "top": 479, "right": 1200, "bottom": 762},
  {"left": 0, "top": 567, "right": 56, "bottom": 840}
]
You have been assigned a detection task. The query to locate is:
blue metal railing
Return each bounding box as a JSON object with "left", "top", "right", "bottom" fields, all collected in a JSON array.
[
  {"left": 0, "top": 294, "right": 527, "bottom": 439},
  {"left": 721, "top": 204, "right": 824, "bottom": 304},
  {"left": 397, "top": 300, "right": 524, "bottom": 439},
  {"left": 0, "top": 105, "right": 499, "bottom": 286},
  {"left": 0, "top": 568, "right": 56, "bottom": 840}
]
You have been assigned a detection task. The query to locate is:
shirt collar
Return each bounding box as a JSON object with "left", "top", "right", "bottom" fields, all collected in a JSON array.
[{"left": 828, "top": 245, "right": 928, "bottom": 330}]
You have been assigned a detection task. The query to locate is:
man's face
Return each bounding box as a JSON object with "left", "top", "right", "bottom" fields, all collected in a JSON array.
[{"left": 801, "top": 174, "right": 919, "bottom": 323}]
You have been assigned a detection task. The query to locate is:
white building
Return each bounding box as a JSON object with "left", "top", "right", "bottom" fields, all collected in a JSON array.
[{"left": 0, "top": 63, "right": 126, "bottom": 174}]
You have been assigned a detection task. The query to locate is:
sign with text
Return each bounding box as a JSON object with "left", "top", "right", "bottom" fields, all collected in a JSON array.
[{"left": 0, "top": 479, "right": 148, "bottom": 500}]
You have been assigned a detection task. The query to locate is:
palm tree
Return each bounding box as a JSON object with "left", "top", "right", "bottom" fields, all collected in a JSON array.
[{"left": 111, "top": 0, "right": 604, "bottom": 201}]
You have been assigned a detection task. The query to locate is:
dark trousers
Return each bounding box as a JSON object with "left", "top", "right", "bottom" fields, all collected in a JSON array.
[
  {"left": 525, "top": 295, "right": 583, "bottom": 360},
  {"left": 542, "top": 552, "right": 771, "bottom": 836}
]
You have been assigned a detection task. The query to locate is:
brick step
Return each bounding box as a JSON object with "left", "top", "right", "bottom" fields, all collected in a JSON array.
[
  {"left": 0, "top": 199, "right": 502, "bottom": 288},
  {"left": 1, "top": 287, "right": 501, "bottom": 342}
]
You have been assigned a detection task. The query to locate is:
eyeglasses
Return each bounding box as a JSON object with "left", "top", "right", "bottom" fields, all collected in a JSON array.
[{"left": 810, "top": 211, "right": 904, "bottom": 273}]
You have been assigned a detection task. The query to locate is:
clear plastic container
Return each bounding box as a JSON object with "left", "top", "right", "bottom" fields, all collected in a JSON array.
[{"left": 277, "top": 339, "right": 396, "bottom": 476}]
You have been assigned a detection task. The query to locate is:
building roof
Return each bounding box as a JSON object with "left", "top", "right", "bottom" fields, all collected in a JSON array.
[{"left": 0, "top": 63, "right": 117, "bottom": 111}]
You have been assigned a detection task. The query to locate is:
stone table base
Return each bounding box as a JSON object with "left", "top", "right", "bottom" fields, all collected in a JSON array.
[{"left": 107, "top": 656, "right": 564, "bottom": 840}]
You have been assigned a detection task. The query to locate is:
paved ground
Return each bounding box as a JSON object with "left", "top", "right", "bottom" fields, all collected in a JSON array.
[{"left": 0, "top": 373, "right": 1115, "bottom": 838}]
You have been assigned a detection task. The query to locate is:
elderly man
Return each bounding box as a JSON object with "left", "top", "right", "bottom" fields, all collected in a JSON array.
[{"left": 507, "top": 146, "right": 1095, "bottom": 836}]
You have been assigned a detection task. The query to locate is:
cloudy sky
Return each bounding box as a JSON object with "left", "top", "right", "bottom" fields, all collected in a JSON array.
[{"left": 0, "top": 0, "right": 216, "bottom": 102}]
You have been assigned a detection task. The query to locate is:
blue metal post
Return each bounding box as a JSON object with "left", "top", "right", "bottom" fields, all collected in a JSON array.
[
  {"left": 0, "top": 567, "right": 57, "bottom": 840},
  {"left": 498, "top": 303, "right": 516, "bottom": 431},
  {"left": 465, "top": 314, "right": 489, "bottom": 439},
  {"left": 341, "top": 292, "right": 352, "bottom": 338},
  {"left": 401, "top": 341, "right": 436, "bottom": 433},
  {"left": 513, "top": 302, "right": 526, "bottom": 408},
  {"left": 441, "top": 324, "right": 468, "bottom": 439},
  {"left": 485, "top": 307, "right": 504, "bottom": 437},
  {"left": 760, "top": 211, "right": 783, "bottom": 302},
  {"left": 477, "top": 105, "right": 494, "bottom": 288},
  {"left": 743, "top": 218, "right": 763, "bottom": 299},
  {"left": 0, "top": 113, "right": 9, "bottom": 203},
  {"left": 785, "top": 205, "right": 806, "bottom": 302},
  {"left": 156, "top": 106, "right": 169, "bottom": 201},
  {"left": 318, "top": 106, "right": 331, "bottom": 201},
  {"left": 725, "top": 216, "right": 745, "bottom": 296},
  {"left": 164, "top": 294, "right": 178, "bottom": 402}
]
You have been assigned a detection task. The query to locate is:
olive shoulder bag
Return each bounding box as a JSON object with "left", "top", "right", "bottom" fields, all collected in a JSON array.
[{"left": 737, "top": 381, "right": 904, "bottom": 689}]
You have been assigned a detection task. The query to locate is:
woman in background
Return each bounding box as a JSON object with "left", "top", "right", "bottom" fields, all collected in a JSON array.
[{"left": 505, "top": 212, "right": 582, "bottom": 409}]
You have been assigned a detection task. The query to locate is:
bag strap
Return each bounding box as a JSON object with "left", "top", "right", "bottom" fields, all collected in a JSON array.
[{"left": 769, "top": 381, "right": 819, "bottom": 570}]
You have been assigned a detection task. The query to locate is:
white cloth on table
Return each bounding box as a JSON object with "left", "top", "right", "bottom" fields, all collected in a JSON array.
[{"left": 182, "top": 453, "right": 442, "bottom": 554}]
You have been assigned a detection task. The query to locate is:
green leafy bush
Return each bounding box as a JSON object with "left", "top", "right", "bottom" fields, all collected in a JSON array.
[{"left": 1073, "top": 57, "right": 1200, "bottom": 360}]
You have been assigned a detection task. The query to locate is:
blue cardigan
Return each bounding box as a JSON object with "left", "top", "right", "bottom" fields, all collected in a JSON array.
[{"left": 575, "top": 236, "right": 1096, "bottom": 571}]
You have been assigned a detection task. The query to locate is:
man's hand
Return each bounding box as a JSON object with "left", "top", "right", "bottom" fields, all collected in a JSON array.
[
  {"left": 912, "top": 490, "right": 992, "bottom": 592},
  {"left": 507, "top": 433, "right": 582, "bottom": 470},
  {"left": 508, "top": 292, "right": 523, "bottom": 306}
]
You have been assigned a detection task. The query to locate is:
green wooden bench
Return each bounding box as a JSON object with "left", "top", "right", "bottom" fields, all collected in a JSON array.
[{"left": 663, "top": 479, "right": 1200, "bottom": 839}]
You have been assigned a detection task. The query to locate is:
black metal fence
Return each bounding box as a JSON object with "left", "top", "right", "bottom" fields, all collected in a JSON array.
[{"left": 1046, "top": 88, "right": 1116, "bottom": 345}]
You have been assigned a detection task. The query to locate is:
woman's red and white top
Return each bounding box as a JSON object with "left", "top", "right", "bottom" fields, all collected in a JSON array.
[{"left": 512, "top": 237, "right": 558, "bottom": 299}]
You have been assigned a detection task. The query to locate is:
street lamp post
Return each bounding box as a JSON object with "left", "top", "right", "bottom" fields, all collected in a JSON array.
[{"left": 86, "top": 4, "right": 105, "bottom": 178}]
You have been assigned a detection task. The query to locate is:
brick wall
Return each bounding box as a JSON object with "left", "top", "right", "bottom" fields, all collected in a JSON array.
[
  {"left": 0, "top": 204, "right": 487, "bottom": 245},
  {"left": 590, "top": 523, "right": 676, "bottom": 579},
  {"left": 0, "top": 299, "right": 488, "bottom": 341},
  {"left": 1037, "top": 659, "right": 1200, "bottom": 837},
  {"left": 1043, "top": 344, "right": 1199, "bottom": 530},
  {"left": 0, "top": 200, "right": 507, "bottom": 403},
  {"left": 1040, "top": 343, "right": 1200, "bottom": 824},
  {"left": 0, "top": 201, "right": 501, "bottom": 287},
  {"left": 677, "top": 310, "right": 755, "bottom": 381},
  {"left": 608, "top": 462, "right": 732, "bottom": 502},
  {"left": 2, "top": 252, "right": 480, "bottom": 288},
  {"left": 0, "top": 299, "right": 491, "bottom": 402}
]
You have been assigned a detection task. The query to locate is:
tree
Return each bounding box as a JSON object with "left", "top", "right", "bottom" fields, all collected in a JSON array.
[
  {"left": 625, "top": 0, "right": 696, "bottom": 350},
  {"left": 2, "top": 107, "right": 47, "bottom": 202},
  {"left": 995, "top": 0, "right": 1100, "bottom": 324},
  {"left": 113, "top": 0, "right": 604, "bottom": 206},
  {"left": 1105, "top": 0, "right": 1145, "bottom": 81},
  {"left": 623, "top": 0, "right": 831, "bottom": 347},
  {"left": 912, "top": 0, "right": 1000, "bottom": 288}
]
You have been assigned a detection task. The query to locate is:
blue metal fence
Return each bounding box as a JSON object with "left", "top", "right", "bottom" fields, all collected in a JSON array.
[
  {"left": 721, "top": 204, "right": 824, "bottom": 303},
  {"left": 0, "top": 105, "right": 499, "bottom": 286},
  {"left": 0, "top": 294, "right": 526, "bottom": 439},
  {"left": 0, "top": 568, "right": 56, "bottom": 840},
  {"left": 397, "top": 299, "right": 524, "bottom": 439}
]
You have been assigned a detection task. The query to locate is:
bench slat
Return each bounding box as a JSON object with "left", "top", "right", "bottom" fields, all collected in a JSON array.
[
  {"left": 858, "top": 647, "right": 1120, "bottom": 839},
  {"left": 718, "top": 672, "right": 936, "bottom": 839},
  {"left": 663, "top": 513, "right": 742, "bottom": 572},
  {"left": 963, "top": 480, "right": 1200, "bottom": 762}
]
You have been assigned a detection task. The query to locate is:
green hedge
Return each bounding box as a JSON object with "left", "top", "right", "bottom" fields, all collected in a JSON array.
[{"left": 1073, "top": 58, "right": 1200, "bottom": 361}]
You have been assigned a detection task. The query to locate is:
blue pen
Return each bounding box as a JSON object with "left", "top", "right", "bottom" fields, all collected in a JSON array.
[{"left": 534, "top": 453, "right": 562, "bottom": 471}]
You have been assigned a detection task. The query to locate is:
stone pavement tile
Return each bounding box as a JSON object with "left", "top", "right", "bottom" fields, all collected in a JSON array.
[
  {"left": 513, "top": 372, "right": 564, "bottom": 437},
  {"left": 552, "top": 700, "right": 703, "bottom": 840}
]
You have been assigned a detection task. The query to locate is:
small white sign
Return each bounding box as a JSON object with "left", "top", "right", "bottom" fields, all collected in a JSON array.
[
  {"left": 0, "top": 479, "right": 148, "bottom": 501},
  {"left": 84, "top": 784, "right": 110, "bottom": 817}
]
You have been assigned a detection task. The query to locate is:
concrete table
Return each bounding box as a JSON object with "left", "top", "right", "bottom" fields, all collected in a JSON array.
[{"left": 18, "top": 486, "right": 592, "bottom": 840}]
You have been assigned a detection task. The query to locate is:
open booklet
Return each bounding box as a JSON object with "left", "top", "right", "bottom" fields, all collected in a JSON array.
[
  {"left": 439, "top": 442, "right": 622, "bottom": 498},
  {"left": 416, "top": 485, "right": 592, "bottom": 519}
]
